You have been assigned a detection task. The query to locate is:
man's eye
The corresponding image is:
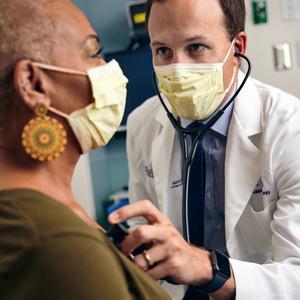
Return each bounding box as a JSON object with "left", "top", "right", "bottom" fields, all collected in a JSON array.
[
  {"left": 157, "top": 47, "right": 172, "bottom": 57},
  {"left": 188, "top": 44, "right": 205, "bottom": 53},
  {"left": 91, "top": 47, "right": 104, "bottom": 58}
]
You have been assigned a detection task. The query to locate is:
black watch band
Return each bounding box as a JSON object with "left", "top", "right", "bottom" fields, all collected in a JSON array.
[{"left": 196, "top": 250, "right": 231, "bottom": 294}]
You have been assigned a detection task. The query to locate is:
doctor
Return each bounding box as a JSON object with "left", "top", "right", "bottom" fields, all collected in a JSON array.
[{"left": 109, "top": 0, "right": 300, "bottom": 299}]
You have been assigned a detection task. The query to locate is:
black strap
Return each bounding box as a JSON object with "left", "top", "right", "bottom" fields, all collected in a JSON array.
[
  {"left": 186, "top": 122, "right": 206, "bottom": 247},
  {"left": 184, "top": 122, "right": 209, "bottom": 300}
]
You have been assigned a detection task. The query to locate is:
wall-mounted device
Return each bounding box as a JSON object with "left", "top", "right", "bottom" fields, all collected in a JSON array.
[
  {"left": 273, "top": 42, "right": 292, "bottom": 71},
  {"left": 127, "top": 0, "right": 147, "bottom": 38}
]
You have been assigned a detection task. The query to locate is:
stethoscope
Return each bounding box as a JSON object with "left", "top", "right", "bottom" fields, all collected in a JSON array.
[{"left": 152, "top": 52, "right": 252, "bottom": 243}]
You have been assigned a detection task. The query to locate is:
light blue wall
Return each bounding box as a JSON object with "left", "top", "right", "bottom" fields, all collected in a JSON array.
[
  {"left": 72, "top": 0, "right": 133, "bottom": 223},
  {"left": 72, "top": 0, "right": 132, "bottom": 53},
  {"left": 89, "top": 135, "right": 128, "bottom": 225}
]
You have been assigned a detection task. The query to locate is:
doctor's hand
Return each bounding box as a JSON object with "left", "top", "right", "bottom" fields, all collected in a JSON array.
[{"left": 108, "top": 200, "right": 213, "bottom": 286}]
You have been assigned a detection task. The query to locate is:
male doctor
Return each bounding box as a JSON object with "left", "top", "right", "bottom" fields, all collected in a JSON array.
[{"left": 109, "top": 0, "right": 300, "bottom": 299}]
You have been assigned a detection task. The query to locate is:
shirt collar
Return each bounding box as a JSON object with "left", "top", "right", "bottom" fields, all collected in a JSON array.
[{"left": 180, "top": 86, "right": 236, "bottom": 136}]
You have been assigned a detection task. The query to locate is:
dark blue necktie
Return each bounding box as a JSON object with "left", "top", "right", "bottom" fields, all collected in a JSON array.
[
  {"left": 187, "top": 122, "right": 206, "bottom": 247},
  {"left": 184, "top": 122, "right": 209, "bottom": 300}
]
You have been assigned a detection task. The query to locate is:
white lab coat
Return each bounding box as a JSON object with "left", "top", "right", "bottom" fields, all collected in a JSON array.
[{"left": 126, "top": 71, "right": 300, "bottom": 300}]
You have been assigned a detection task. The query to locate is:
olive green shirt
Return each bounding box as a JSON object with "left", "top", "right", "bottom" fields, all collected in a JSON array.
[{"left": 0, "top": 189, "right": 170, "bottom": 300}]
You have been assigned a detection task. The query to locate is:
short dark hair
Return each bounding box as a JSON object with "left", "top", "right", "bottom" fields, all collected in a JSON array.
[{"left": 146, "top": 0, "right": 246, "bottom": 41}]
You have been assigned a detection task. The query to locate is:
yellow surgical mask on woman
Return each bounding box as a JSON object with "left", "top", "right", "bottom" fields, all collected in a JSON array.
[
  {"left": 154, "top": 40, "right": 236, "bottom": 120},
  {"left": 33, "top": 60, "right": 128, "bottom": 153}
]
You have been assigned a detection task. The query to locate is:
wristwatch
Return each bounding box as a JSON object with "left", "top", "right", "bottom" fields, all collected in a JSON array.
[{"left": 196, "top": 250, "right": 231, "bottom": 294}]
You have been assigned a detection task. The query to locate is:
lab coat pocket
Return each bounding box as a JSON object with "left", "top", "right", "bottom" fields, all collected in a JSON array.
[
  {"left": 250, "top": 194, "right": 277, "bottom": 214},
  {"left": 248, "top": 199, "right": 277, "bottom": 249},
  {"left": 249, "top": 197, "right": 277, "bottom": 217},
  {"left": 238, "top": 200, "right": 277, "bottom": 261}
]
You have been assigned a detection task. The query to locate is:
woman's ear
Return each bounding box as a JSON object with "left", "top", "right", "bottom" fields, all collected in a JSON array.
[{"left": 13, "top": 60, "right": 51, "bottom": 111}]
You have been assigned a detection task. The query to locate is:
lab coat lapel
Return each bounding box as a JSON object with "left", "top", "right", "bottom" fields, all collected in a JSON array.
[
  {"left": 225, "top": 73, "right": 263, "bottom": 245},
  {"left": 151, "top": 106, "right": 175, "bottom": 212}
]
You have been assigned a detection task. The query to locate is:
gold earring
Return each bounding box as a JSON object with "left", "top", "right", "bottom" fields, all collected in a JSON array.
[{"left": 22, "top": 104, "right": 68, "bottom": 162}]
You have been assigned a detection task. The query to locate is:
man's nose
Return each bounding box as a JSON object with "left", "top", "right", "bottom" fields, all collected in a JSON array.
[{"left": 172, "top": 51, "right": 192, "bottom": 64}]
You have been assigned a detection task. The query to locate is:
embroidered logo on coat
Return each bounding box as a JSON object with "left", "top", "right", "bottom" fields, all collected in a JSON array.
[
  {"left": 171, "top": 179, "right": 183, "bottom": 189},
  {"left": 253, "top": 180, "right": 271, "bottom": 196},
  {"left": 144, "top": 165, "right": 154, "bottom": 178}
]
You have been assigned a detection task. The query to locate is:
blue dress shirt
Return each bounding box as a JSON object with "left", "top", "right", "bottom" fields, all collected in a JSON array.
[{"left": 180, "top": 94, "right": 235, "bottom": 255}]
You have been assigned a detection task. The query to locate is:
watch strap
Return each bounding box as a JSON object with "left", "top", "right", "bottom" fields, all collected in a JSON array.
[
  {"left": 195, "top": 250, "right": 231, "bottom": 294},
  {"left": 196, "top": 270, "right": 229, "bottom": 293}
]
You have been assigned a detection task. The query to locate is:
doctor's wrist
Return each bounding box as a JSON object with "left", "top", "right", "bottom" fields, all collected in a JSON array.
[
  {"left": 211, "top": 275, "right": 236, "bottom": 300},
  {"left": 193, "top": 249, "right": 233, "bottom": 296},
  {"left": 191, "top": 247, "right": 214, "bottom": 286}
]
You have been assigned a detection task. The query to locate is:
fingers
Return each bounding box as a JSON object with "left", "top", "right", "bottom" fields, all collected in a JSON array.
[
  {"left": 133, "top": 244, "right": 170, "bottom": 271},
  {"left": 121, "top": 223, "right": 172, "bottom": 255},
  {"left": 144, "top": 246, "right": 210, "bottom": 284},
  {"left": 147, "top": 261, "right": 173, "bottom": 281},
  {"left": 108, "top": 200, "right": 169, "bottom": 225}
]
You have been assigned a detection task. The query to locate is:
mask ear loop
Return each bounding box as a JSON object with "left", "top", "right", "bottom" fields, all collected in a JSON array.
[
  {"left": 32, "top": 62, "right": 88, "bottom": 120},
  {"left": 48, "top": 107, "right": 69, "bottom": 119},
  {"left": 222, "top": 39, "right": 236, "bottom": 67},
  {"left": 32, "top": 62, "right": 87, "bottom": 76},
  {"left": 224, "top": 64, "right": 237, "bottom": 94},
  {"left": 221, "top": 51, "right": 252, "bottom": 113}
]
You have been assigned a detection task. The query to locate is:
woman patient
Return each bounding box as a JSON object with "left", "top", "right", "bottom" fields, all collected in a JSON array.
[{"left": 0, "top": 0, "right": 170, "bottom": 299}]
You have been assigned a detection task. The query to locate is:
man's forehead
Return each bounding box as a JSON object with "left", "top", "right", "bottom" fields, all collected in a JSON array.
[
  {"left": 149, "top": 0, "right": 224, "bottom": 28},
  {"left": 149, "top": 0, "right": 226, "bottom": 41}
]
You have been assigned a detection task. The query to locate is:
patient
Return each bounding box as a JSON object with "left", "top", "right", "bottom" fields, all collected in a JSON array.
[{"left": 0, "top": 0, "right": 170, "bottom": 299}]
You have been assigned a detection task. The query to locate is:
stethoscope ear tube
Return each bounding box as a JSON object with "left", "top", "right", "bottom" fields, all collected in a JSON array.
[
  {"left": 221, "top": 52, "right": 252, "bottom": 113},
  {"left": 152, "top": 53, "right": 252, "bottom": 242}
]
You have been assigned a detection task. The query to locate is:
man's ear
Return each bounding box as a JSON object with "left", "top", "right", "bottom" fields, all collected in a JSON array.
[
  {"left": 13, "top": 60, "right": 51, "bottom": 111},
  {"left": 234, "top": 31, "right": 247, "bottom": 64}
]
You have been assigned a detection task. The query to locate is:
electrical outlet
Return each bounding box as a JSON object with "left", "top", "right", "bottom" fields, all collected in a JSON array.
[
  {"left": 280, "top": 0, "right": 300, "bottom": 22},
  {"left": 273, "top": 42, "right": 292, "bottom": 71}
]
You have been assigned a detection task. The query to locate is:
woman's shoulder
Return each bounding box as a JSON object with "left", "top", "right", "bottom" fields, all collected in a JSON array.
[
  {"left": 0, "top": 188, "right": 104, "bottom": 241},
  {"left": 0, "top": 189, "right": 104, "bottom": 272},
  {"left": 0, "top": 189, "right": 171, "bottom": 300}
]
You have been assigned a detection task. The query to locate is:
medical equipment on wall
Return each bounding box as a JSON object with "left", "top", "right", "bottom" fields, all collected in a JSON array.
[
  {"left": 127, "top": 0, "right": 147, "bottom": 39},
  {"left": 152, "top": 52, "right": 252, "bottom": 243}
]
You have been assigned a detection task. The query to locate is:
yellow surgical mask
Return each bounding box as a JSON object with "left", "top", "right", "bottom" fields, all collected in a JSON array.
[
  {"left": 154, "top": 40, "right": 236, "bottom": 120},
  {"left": 33, "top": 60, "right": 128, "bottom": 153}
]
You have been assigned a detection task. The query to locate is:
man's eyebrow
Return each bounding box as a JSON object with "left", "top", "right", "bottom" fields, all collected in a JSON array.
[
  {"left": 150, "top": 40, "right": 166, "bottom": 47},
  {"left": 151, "top": 35, "right": 208, "bottom": 47},
  {"left": 81, "top": 34, "right": 100, "bottom": 47},
  {"left": 184, "top": 35, "right": 208, "bottom": 43}
]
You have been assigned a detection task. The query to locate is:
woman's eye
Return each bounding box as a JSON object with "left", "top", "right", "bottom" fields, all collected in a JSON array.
[
  {"left": 157, "top": 47, "right": 172, "bottom": 57},
  {"left": 188, "top": 44, "right": 205, "bottom": 53},
  {"left": 91, "top": 47, "right": 104, "bottom": 58}
]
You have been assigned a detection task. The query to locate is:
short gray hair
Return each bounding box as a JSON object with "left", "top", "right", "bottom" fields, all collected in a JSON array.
[{"left": 0, "top": 0, "right": 57, "bottom": 127}]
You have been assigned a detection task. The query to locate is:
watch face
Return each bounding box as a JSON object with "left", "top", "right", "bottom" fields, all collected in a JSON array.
[{"left": 215, "top": 251, "right": 231, "bottom": 278}]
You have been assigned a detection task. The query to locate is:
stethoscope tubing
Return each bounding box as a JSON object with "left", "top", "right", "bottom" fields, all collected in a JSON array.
[{"left": 152, "top": 52, "right": 252, "bottom": 242}]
